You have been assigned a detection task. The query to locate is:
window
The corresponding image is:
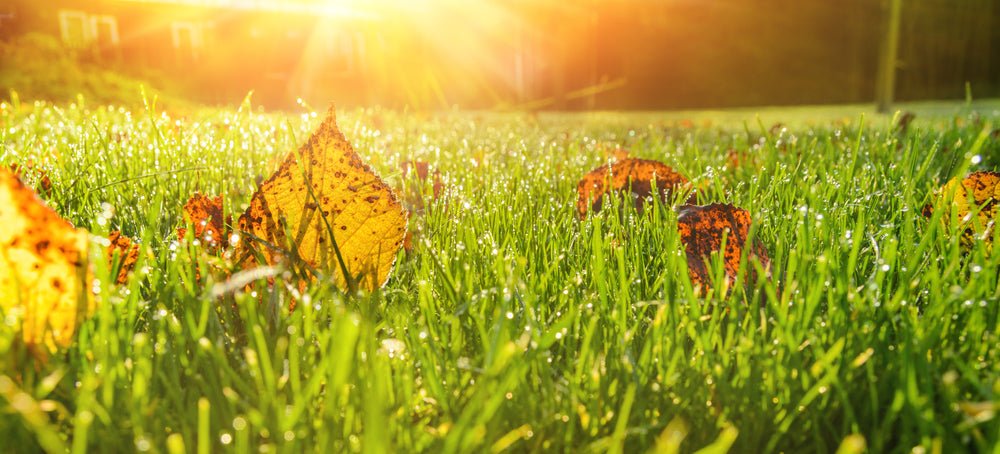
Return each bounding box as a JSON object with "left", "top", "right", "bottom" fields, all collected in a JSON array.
[
  {"left": 59, "top": 11, "right": 119, "bottom": 48},
  {"left": 58, "top": 10, "right": 89, "bottom": 46},
  {"left": 171, "top": 22, "right": 204, "bottom": 62},
  {"left": 92, "top": 15, "right": 120, "bottom": 47}
]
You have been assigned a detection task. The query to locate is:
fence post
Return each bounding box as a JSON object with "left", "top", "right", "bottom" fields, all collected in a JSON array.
[{"left": 876, "top": 0, "right": 903, "bottom": 113}]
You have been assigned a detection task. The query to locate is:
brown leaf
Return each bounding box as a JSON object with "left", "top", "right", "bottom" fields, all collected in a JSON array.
[
  {"left": 107, "top": 231, "right": 140, "bottom": 285},
  {"left": 895, "top": 111, "right": 916, "bottom": 134},
  {"left": 178, "top": 193, "right": 230, "bottom": 251},
  {"left": 576, "top": 158, "right": 691, "bottom": 218},
  {"left": 9, "top": 161, "right": 53, "bottom": 197},
  {"left": 400, "top": 160, "right": 444, "bottom": 204},
  {"left": 677, "top": 203, "right": 770, "bottom": 294}
]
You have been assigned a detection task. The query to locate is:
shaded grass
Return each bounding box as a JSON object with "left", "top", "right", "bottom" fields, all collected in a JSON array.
[{"left": 1, "top": 98, "right": 999, "bottom": 453}]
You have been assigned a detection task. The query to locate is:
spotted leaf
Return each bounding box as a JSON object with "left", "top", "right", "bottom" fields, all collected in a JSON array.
[
  {"left": 107, "top": 231, "right": 140, "bottom": 285},
  {"left": 178, "top": 193, "right": 231, "bottom": 251},
  {"left": 237, "top": 107, "right": 408, "bottom": 292},
  {"left": 677, "top": 203, "right": 770, "bottom": 294},
  {"left": 0, "top": 168, "right": 92, "bottom": 353},
  {"left": 923, "top": 171, "right": 999, "bottom": 249},
  {"left": 577, "top": 158, "right": 691, "bottom": 218}
]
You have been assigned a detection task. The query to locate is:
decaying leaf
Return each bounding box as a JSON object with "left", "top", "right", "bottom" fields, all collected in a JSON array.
[
  {"left": 676, "top": 203, "right": 770, "bottom": 294},
  {"left": 400, "top": 160, "right": 444, "bottom": 208},
  {"left": 895, "top": 111, "right": 916, "bottom": 134},
  {"left": 0, "top": 168, "right": 92, "bottom": 353},
  {"left": 177, "top": 193, "right": 231, "bottom": 251},
  {"left": 923, "top": 171, "right": 999, "bottom": 249},
  {"left": 107, "top": 231, "right": 140, "bottom": 285},
  {"left": 237, "top": 106, "right": 408, "bottom": 292},
  {"left": 9, "top": 161, "right": 53, "bottom": 196},
  {"left": 576, "top": 158, "right": 692, "bottom": 218}
]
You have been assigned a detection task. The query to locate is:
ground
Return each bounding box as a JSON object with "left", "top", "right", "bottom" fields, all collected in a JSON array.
[{"left": 1, "top": 98, "right": 999, "bottom": 453}]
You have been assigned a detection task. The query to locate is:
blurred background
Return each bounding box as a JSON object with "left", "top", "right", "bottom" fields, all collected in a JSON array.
[{"left": 0, "top": 0, "right": 997, "bottom": 111}]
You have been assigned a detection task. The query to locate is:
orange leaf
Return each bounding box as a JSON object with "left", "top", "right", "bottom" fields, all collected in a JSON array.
[
  {"left": 237, "top": 106, "right": 408, "bottom": 292},
  {"left": 677, "top": 203, "right": 770, "bottom": 294},
  {"left": 924, "top": 171, "right": 999, "bottom": 250},
  {"left": 400, "top": 160, "right": 444, "bottom": 207},
  {"left": 0, "top": 168, "right": 92, "bottom": 353},
  {"left": 107, "top": 231, "right": 140, "bottom": 285},
  {"left": 576, "top": 158, "right": 691, "bottom": 218},
  {"left": 9, "top": 161, "right": 53, "bottom": 197},
  {"left": 178, "top": 193, "right": 231, "bottom": 251}
]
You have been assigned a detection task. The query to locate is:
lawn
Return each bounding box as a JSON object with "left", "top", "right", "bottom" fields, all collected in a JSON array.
[{"left": 1, "top": 97, "right": 999, "bottom": 453}]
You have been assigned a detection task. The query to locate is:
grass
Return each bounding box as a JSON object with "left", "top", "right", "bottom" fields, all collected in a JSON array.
[{"left": 1, "top": 97, "right": 999, "bottom": 453}]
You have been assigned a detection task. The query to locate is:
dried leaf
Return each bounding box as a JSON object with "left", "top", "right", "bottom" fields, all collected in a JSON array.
[
  {"left": 237, "top": 106, "right": 408, "bottom": 292},
  {"left": 924, "top": 171, "right": 999, "bottom": 249},
  {"left": 177, "top": 193, "right": 231, "bottom": 251},
  {"left": 576, "top": 158, "right": 691, "bottom": 218},
  {"left": 677, "top": 203, "right": 770, "bottom": 294},
  {"left": 895, "top": 111, "right": 916, "bottom": 134},
  {"left": 400, "top": 160, "right": 444, "bottom": 207},
  {"left": 9, "top": 161, "right": 53, "bottom": 197},
  {"left": 107, "top": 231, "right": 140, "bottom": 285},
  {"left": 0, "top": 168, "right": 92, "bottom": 353}
]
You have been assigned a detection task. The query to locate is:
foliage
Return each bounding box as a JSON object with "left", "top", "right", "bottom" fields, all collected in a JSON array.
[{"left": 0, "top": 33, "right": 187, "bottom": 108}]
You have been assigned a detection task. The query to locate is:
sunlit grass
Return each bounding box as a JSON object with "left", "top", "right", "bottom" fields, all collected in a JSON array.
[{"left": 1, "top": 98, "right": 999, "bottom": 452}]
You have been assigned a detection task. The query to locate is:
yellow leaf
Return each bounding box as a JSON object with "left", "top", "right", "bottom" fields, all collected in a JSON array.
[
  {"left": 0, "top": 168, "right": 92, "bottom": 353},
  {"left": 925, "top": 171, "right": 999, "bottom": 250},
  {"left": 237, "top": 106, "right": 408, "bottom": 292}
]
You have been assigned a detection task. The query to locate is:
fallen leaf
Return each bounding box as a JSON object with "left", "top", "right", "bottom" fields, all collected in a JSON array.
[
  {"left": 576, "top": 158, "right": 691, "bottom": 218},
  {"left": 676, "top": 203, "right": 770, "bottom": 294},
  {"left": 177, "top": 193, "right": 231, "bottom": 251},
  {"left": 400, "top": 160, "right": 444, "bottom": 204},
  {"left": 923, "top": 171, "right": 999, "bottom": 249},
  {"left": 9, "top": 161, "right": 53, "bottom": 197},
  {"left": 0, "top": 168, "right": 92, "bottom": 353},
  {"left": 895, "top": 111, "right": 916, "bottom": 134},
  {"left": 402, "top": 230, "right": 415, "bottom": 253},
  {"left": 107, "top": 231, "right": 140, "bottom": 285},
  {"left": 237, "top": 106, "right": 408, "bottom": 292}
]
